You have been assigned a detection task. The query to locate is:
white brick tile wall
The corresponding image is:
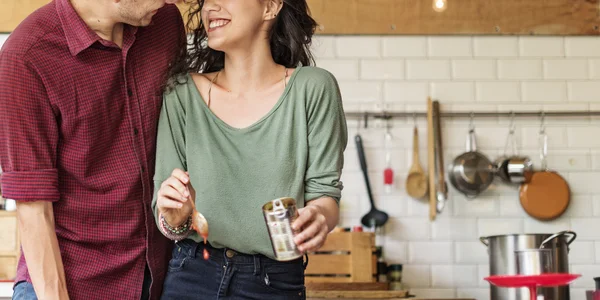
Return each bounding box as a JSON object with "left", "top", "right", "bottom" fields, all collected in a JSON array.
[
  {"left": 311, "top": 36, "right": 336, "bottom": 58},
  {"left": 568, "top": 82, "right": 600, "bottom": 102},
  {"left": 452, "top": 59, "right": 496, "bottom": 80},
  {"left": 409, "top": 242, "right": 453, "bottom": 263},
  {"left": 360, "top": 59, "right": 405, "bottom": 80},
  {"left": 406, "top": 60, "right": 451, "bottom": 80},
  {"left": 336, "top": 37, "right": 381, "bottom": 58},
  {"left": 0, "top": 34, "right": 9, "bottom": 48},
  {"left": 384, "top": 82, "right": 429, "bottom": 104},
  {"left": 430, "top": 82, "right": 475, "bottom": 103},
  {"left": 401, "top": 265, "right": 431, "bottom": 288},
  {"left": 498, "top": 60, "right": 543, "bottom": 79},
  {"left": 566, "top": 37, "right": 600, "bottom": 57},
  {"left": 383, "top": 37, "right": 428, "bottom": 57},
  {"left": 473, "top": 37, "right": 518, "bottom": 57},
  {"left": 544, "top": 59, "right": 589, "bottom": 80},
  {"left": 428, "top": 37, "right": 473, "bottom": 57},
  {"left": 455, "top": 242, "right": 489, "bottom": 264},
  {"left": 431, "top": 265, "right": 478, "bottom": 288},
  {"left": 519, "top": 37, "right": 565, "bottom": 57},
  {"left": 431, "top": 218, "right": 478, "bottom": 240},
  {"left": 311, "top": 34, "right": 600, "bottom": 295},
  {"left": 569, "top": 241, "right": 596, "bottom": 264},
  {"left": 522, "top": 81, "right": 567, "bottom": 102},
  {"left": 316, "top": 59, "right": 359, "bottom": 80},
  {"left": 476, "top": 82, "right": 521, "bottom": 103}
]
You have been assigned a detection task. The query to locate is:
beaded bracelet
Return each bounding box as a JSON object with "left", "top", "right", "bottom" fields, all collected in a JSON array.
[{"left": 160, "top": 213, "right": 192, "bottom": 235}]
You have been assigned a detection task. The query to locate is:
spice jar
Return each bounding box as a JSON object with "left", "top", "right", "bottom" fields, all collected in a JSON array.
[{"left": 387, "top": 264, "right": 403, "bottom": 290}]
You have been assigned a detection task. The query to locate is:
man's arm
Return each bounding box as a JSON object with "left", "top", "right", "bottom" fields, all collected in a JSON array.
[{"left": 17, "top": 201, "right": 69, "bottom": 300}]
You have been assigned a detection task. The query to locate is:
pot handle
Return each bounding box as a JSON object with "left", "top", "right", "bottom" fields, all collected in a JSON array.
[
  {"left": 480, "top": 236, "right": 489, "bottom": 246},
  {"left": 540, "top": 231, "right": 577, "bottom": 250}
]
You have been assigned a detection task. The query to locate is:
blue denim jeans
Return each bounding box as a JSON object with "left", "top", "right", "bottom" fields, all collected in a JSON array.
[
  {"left": 12, "top": 264, "right": 152, "bottom": 300},
  {"left": 160, "top": 239, "right": 307, "bottom": 300}
]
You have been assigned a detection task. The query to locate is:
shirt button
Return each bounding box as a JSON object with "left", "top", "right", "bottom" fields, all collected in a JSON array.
[
  {"left": 225, "top": 249, "right": 235, "bottom": 258},
  {"left": 134, "top": 128, "right": 139, "bottom": 135},
  {"left": 127, "top": 89, "right": 133, "bottom": 97}
]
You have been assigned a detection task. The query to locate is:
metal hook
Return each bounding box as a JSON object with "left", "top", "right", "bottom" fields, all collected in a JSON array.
[
  {"left": 539, "top": 111, "right": 546, "bottom": 134},
  {"left": 363, "top": 112, "right": 369, "bottom": 129},
  {"left": 413, "top": 112, "right": 417, "bottom": 128},
  {"left": 509, "top": 111, "right": 516, "bottom": 134},
  {"left": 469, "top": 112, "right": 475, "bottom": 131}
]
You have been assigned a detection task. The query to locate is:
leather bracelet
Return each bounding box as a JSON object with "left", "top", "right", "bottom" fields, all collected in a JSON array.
[{"left": 161, "top": 213, "right": 192, "bottom": 235}]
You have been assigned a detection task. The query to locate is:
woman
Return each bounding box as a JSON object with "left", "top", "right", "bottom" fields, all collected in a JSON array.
[{"left": 152, "top": 0, "right": 347, "bottom": 299}]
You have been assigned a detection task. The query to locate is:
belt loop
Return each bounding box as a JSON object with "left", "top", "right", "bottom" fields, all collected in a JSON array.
[
  {"left": 303, "top": 253, "right": 309, "bottom": 270},
  {"left": 189, "top": 240, "right": 199, "bottom": 259},
  {"left": 253, "top": 255, "right": 261, "bottom": 275}
]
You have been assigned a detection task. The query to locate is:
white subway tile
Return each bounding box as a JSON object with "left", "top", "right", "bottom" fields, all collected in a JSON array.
[
  {"left": 499, "top": 195, "right": 528, "bottom": 217},
  {"left": 474, "top": 37, "right": 518, "bottom": 57},
  {"left": 568, "top": 82, "right": 600, "bottom": 102},
  {"left": 570, "top": 288, "right": 590, "bottom": 300},
  {"left": 406, "top": 60, "right": 451, "bottom": 80},
  {"left": 432, "top": 265, "right": 478, "bottom": 288},
  {"left": 568, "top": 127, "right": 600, "bottom": 148},
  {"left": 383, "top": 238, "right": 408, "bottom": 264},
  {"left": 455, "top": 242, "right": 489, "bottom": 264},
  {"left": 521, "top": 126, "right": 567, "bottom": 149},
  {"left": 519, "top": 37, "right": 565, "bottom": 57},
  {"left": 565, "top": 195, "right": 594, "bottom": 217},
  {"left": 431, "top": 218, "right": 478, "bottom": 240},
  {"left": 338, "top": 81, "right": 382, "bottom": 103},
  {"left": 402, "top": 265, "right": 431, "bottom": 288},
  {"left": 595, "top": 195, "right": 600, "bottom": 216},
  {"left": 591, "top": 60, "right": 600, "bottom": 79},
  {"left": 545, "top": 153, "right": 592, "bottom": 172},
  {"left": 407, "top": 197, "right": 431, "bottom": 217},
  {"left": 410, "top": 289, "right": 456, "bottom": 298},
  {"left": 383, "top": 37, "right": 428, "bottom": 57},
  {"left": 472, "top": 126, "right": 515, "bottom": 149},
  {"left": 566, "top": 37, "right": 600, "bottom": 57},
  {"left": 386, "top": 217, "right": 431, "bottom": 240},
  {"left": 571, "top": 218, "right": 600, "bottom": 240},
  {"left": 452, "top": 59, "right": 496, "bottom": 79},
  {"left": 498, "top": 60, "right": 543, "bottom": 79},
  {"left": 524, "top": 216, "right": 570, "bottom": 234},
  {"left": 544, "top": 59, "right": 588, "bottom": 80},
  {"left": 596, "top": 241, "right": 600, "bottom": 263},
  {"left": 311, "top": 36, "right": 336, "bottom": 58},
  {"left": 338, "top": 194, "right": 365, "bottom": 220},
  {"left": 568, "top": 173, "right": 600, "bottom": 194},
  {"left": 338, "top": 216, "right": 360, "bottom": 228},
  {"left": 541, "top": 104, "right": 591, "bottom": 125},
  {"left": 409, "top": 242, "right": 453, "bottom": 263},
  {"left": 336, "top": 37, "right": 381, "bottom": 58},
  {"left": 594, "top": 152, "right": 600, "bottom": 171},
  {"left": 317, "top": 59, "right": 359, "bottom": 80},
  {"left": 384, "top": 82, "right": 429, "bottom": 104},
  {"left": 0, "top": 34, "right": 9, "bottom": 49},
  {"left": 476, "top": 82, "right": 521, "bottom": 103},
  {"left": 452, "top": 196, "right": 499, "bottom": 217},
  {"left": 571, "top": 265, "right": 600, "bottom": 288},
  {"left": 456, "top": 288, "right": 490, "bottom": 300},
  {"left": 478, "top": 264, "right": 491, "bottom": 287},
  {"left": 430, "top": 82, "right": 475, "bottom": 103},
  {"left": 569, "top": 241, "right": 596, "bottom": 264},
  {"left": 428, "top": 37, "right": 473, "bottom": 57},
  {"left": 522, "top": 82, "right": 567, "bottom": 103},
  {"left": 478, "top": 218, "right": 524, "bottom": 236},
  {"left": 360, "top": 59, "right": 405, "bottom": 80}
]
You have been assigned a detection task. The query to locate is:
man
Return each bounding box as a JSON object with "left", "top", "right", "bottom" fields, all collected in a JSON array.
[{"left": 0, "top": 0, "right": 184, "bottom": 299}]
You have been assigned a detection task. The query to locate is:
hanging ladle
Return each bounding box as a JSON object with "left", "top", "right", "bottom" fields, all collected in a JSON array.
[{"left": 356, "top": 115, "right": 389, "bottom": 228}]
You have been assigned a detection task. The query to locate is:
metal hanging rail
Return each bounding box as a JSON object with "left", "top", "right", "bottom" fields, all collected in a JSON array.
[{"left": 345, "top": 110, "right": 600, "bottom": 120}]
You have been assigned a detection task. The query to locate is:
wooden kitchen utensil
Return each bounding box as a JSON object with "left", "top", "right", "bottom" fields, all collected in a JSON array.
[
  {"left": 426, "top": 97, "right": 437, "bottom": 221},
  {"left": 519, "top": 127, "right": 570, "bottom": 220},
  {"left": 406, "top": 118, "right": 428, "bottom": 200}
]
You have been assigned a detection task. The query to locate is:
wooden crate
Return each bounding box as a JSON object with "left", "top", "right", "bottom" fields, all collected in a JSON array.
[
  {"left": 305, "top": 232, "right": 376, "bottom": 283},
  {"left": 0, "top": 210, "right": 19, "bottom": 280}
]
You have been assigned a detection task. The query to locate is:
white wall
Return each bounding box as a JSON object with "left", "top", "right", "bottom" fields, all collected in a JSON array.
[{"left": 311, "top": 35, "right": 600, "bottom": 300}]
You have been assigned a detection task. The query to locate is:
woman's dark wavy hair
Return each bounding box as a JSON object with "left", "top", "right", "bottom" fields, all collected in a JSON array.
[{"left": 164, "top": 0, "right": 318, "bottom": 91}]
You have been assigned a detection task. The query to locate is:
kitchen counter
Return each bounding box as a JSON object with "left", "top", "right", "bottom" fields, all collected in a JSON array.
[{"left": 0, "top": 282, "right": 12, "bottom": 300}]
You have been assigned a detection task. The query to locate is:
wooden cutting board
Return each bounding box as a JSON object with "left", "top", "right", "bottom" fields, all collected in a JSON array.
[
  {"left": 307, "top": 282, "right": 389, "bottom": 291},
  {"left": 306, "top": 290, "right": 408, "bottom": 299}
]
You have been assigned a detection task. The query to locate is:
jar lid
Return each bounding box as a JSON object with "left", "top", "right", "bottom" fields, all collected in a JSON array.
[{"left": 388, "top": 264, "right": 403, "bottom": 271}]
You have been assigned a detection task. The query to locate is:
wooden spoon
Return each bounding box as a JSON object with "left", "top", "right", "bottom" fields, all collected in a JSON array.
[{"left": 406, "top": 126, "right": 428, "bottom": 200}]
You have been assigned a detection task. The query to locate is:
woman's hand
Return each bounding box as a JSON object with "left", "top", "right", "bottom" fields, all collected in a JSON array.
[
  {"left": 156, "top": 168, "right": 195, "bottom": 227},
  {"left": 291, "top": 205, "right": 329, "bottom": 253}
]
